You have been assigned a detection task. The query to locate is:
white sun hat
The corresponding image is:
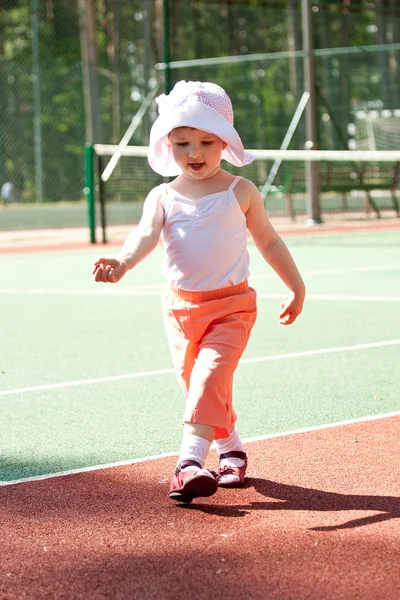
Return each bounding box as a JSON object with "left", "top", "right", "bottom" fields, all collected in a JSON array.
[{"left": 148, "top": 80, "right": 255, "bottom": 176}]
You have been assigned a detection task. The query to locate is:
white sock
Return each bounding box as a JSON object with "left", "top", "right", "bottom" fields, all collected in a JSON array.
[
  {"left": 178, "top": 434, "right": 211, "bottom": 471},
  {"left": 214, "top": 430, "right": 245, "bottom": 467},
  {"left": 214, "top": 429, "right": 244, "bottom": 455}
]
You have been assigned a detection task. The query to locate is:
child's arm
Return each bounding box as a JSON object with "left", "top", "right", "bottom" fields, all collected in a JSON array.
[
  {"left": 240, "top": 179, "right": 306, "bottom": 325},
  {"left": 93, "top": 186, "right": 164, "bottom": 284}
]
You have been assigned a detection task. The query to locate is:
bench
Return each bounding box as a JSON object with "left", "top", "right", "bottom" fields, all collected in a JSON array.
[{"left": 282, "top": 161, "right": 400, "bottom": 219}]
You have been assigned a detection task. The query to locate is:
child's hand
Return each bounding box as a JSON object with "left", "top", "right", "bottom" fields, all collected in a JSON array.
[
  {"left": 93, "top": 258, "right": 129, "bottom": 283},
  {"left": 279, "top": 291, "right": 304, "bottom": 325}
]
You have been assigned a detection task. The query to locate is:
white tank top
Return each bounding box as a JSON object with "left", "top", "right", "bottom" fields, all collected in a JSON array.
[{"left": 161, "top": 176, "right": 250, "bottom": 291}]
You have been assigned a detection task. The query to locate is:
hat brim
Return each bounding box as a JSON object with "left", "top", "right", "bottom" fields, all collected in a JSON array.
[{"left": 148, "top": 102, "right": 254, "bottom": 176}]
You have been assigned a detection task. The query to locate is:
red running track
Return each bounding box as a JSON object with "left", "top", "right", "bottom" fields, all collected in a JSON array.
[{"left": 1, "top": 416, "right": 399, "bottom": 600}]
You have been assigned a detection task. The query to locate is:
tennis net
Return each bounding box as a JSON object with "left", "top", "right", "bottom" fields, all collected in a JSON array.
[{"left": 89, "top": 144, "right": 400, "bottom": 243}]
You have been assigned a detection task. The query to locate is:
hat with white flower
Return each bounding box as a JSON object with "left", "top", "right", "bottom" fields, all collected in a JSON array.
[{"left": 148, "top": 80, "right": 255, "bottom": 176}]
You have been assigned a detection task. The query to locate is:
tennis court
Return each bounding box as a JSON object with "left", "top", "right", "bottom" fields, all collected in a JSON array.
[{"left": 1, "top": 223, "right": 399, "bottom": 598}]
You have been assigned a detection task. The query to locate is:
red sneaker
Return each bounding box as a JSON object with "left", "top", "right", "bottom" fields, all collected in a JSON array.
[
  {"left": 169, "top": 460, "right": 218, "bottom": 503},
  {"left": 217, "top": 451, "right": 247, "bottom": 487}
]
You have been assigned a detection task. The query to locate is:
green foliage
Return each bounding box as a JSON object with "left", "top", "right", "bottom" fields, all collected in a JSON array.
[
  {"left": 1, "top": 0, "right": 399, "bottom": 205},
  {"left": 1, "top": 1, "right": 84, "bottom": 201}
]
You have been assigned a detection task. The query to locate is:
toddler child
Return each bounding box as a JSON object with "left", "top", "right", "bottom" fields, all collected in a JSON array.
[{"left": 93, "top": 80, "right": 306, "bottom": 503}]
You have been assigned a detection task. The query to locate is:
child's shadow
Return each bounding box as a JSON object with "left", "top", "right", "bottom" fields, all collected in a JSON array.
[{"left": 181, "top": 478, "right": 400, "bottom": 531}]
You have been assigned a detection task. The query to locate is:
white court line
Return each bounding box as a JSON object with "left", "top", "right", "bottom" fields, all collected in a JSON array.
[
  {"left": 1, "top": 409, "right": 399, "bottom": 487},
  {"left": 1, "top": 289, "right": 400, "bottom": 302},
  {"left": 0, "top": 367, "right": 175, "bottom": 397},
  {"left": 251, "top": 263, "right": 400, "bottom": 280},
  {"left": 257, "top": 293, "right": 400, "bottom": 302},
  {"left": 1, "top": 263, "right": 400, "bottom": 297},
  {"left": 0, "top": 288, "right": 164, "bottom": 296},
  {"left": 1, "top": 338, "right": 399, "bottom": 398}
]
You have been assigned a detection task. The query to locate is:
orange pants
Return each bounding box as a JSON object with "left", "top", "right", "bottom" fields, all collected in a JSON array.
[{"left": 162, "top": 280, "right": 257, "bottom": 439}]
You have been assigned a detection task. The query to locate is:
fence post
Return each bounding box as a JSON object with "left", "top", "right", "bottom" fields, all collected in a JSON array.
[
  {"left": 162, "top": 0, "right": 171, "bottom": 93},
  {"left": 302, "top": 0, "right": 322, "bottom": 224},
  {"left": 85, "top": 142, "right": 96, "bottom": 243}
]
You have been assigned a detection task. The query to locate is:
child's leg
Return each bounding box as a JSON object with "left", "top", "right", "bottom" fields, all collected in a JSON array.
[
  {"left": 163, "top": 294, "right": 220, "bottom": 502},
  {"left": 163, "top": 286, "right": 256, "bottom": 499},
  {"left": 215, "top": 428, "right": 243, "bottom": 453},
  {"left": 184, "top": 293, "right": 256, "bottom": 437},
  {"left": 183, "top": 297, "right": 255, "bottom": 487},
  {"left": 177, "top": 423, "right": 215, "bottom": 469},
  {"left": 162, "top": 292, "right": 197, "bottom": 398},
  {"left": 184, "top": 422, "right": 216, "bottom": 441}
]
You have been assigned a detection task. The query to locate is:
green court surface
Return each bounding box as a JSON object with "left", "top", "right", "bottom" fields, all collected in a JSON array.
[{"left": 1, "top": 236, "right": 399, "bottom": 483}]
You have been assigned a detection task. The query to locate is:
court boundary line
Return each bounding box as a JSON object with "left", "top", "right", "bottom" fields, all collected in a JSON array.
[
  {"left": 1, "top": 410, "right": 399, "bottom": 487},
  {"left": 1, "top": 263, "right": 400, "bottom": 298},
  {"left": 1, "top": 288, "right": 400, "bottom": 302},
  {"left": 0, "top": 220, "right": 399, "bottom": 256},
  {"left": 1, "top": 338, "right": 399, "bottom": 398}
]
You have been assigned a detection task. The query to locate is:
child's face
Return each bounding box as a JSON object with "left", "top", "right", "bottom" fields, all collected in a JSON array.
[{"left": 169, "top": 127, "right": 227, "bottom": 180}]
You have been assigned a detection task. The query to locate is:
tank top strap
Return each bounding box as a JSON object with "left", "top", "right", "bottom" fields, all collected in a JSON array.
[
  {"left": 160, "top": 183, "right": 169, "bottom": 205},
  {"left": 228, "top": 176, "right": 242, "bottom": 192}
]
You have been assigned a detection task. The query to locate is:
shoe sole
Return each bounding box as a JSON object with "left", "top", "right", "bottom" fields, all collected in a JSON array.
[
  {"left": 217, "top": 478, "right": 246, "bottom": 488},
  {"left": 169, "top": 472, "right": 218, "bottom": 503}
]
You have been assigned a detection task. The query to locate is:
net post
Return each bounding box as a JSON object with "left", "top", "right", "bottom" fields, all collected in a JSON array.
[
  {"left": 84, "top": 142, "right": 96, "bottom": 244},
  {"left": 97, "top": 154, "right": 107, "bottom": 244}
]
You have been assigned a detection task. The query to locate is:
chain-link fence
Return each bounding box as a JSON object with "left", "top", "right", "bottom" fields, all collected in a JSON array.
[
  {"left": 164, "top": 0, "right": 400, "bottom": 152},
  {"left": 1, "top": 3, "right": 85, "bottom": 204},
  {"left": 1, "top": 0, "right": 399, "bottom": 227},
  {"left": 0, "top": 0, "right": 157, "bottom": 209}
]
